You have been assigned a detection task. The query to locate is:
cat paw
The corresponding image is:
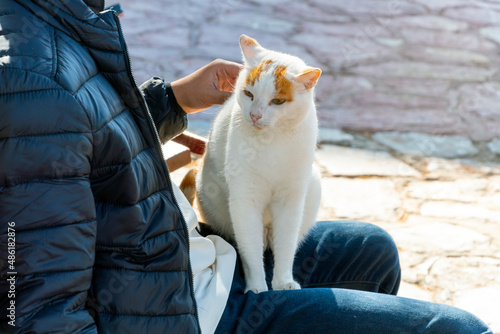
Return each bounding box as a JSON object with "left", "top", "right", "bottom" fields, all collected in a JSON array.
[
  {"left": 272, "top": 280, "right": 301, "bottom": 291},
  {"left": 244, "top": 285, "right": 269, "bottom": 294}
]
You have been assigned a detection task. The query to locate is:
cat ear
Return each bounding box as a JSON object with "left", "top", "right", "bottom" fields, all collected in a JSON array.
[
  {"left": 239, "top": 34, "right": 264, "bottom": 66},
  {"left": 293, "top": 68, "right": 322, "bottom": 91}
]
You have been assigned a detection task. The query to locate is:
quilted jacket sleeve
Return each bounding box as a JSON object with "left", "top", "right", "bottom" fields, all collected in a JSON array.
[
  {"left": 140, "top": 77, "right": 188, "bottom": 143},
  {"left": 0, "top": 67, "right": 98, "bottom": 333}
]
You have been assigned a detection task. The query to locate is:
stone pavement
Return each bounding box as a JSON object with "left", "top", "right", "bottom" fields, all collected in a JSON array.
[{"left": 170, "top": 129, "right": 500, "bottom": 332}]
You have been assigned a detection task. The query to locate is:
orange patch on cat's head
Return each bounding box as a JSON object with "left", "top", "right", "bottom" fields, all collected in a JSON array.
[
  {"left": 245, "top": 59, "right": 273, "bottom": 86},
  {"left": 273, "top": 65, "right": 294, "bottom": 102}
]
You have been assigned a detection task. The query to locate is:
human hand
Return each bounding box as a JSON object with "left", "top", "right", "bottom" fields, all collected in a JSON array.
[{"left": 171, "top": 59, "right": 243, "bottom": 114}]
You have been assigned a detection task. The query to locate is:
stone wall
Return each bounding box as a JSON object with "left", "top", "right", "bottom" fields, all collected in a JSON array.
[{"left": 120, "top": 0, "right": 500, "bottom": 141}]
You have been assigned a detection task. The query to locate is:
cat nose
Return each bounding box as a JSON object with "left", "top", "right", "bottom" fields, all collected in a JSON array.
[{"left": 250, "top": 113, "right": 262, "bottom": 123}]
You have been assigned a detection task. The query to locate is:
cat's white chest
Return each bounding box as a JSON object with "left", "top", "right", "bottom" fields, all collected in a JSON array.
[{"left": 226, "top": 114, "right": 316, "bottom": 184}]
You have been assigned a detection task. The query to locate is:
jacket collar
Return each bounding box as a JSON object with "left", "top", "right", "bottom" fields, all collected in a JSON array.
[
  {"left": 83, "top": 0, "right": 105, "bottom": 13},
  {"left": 19, "top": 0, "right": 120, "bottom": 51}
]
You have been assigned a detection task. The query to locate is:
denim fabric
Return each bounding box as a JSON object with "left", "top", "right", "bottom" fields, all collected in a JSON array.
[{"left": 215, "top": 221, "right": 492, "bottom": 334}]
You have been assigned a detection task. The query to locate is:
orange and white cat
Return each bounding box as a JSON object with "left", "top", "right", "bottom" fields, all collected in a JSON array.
[{"left": 183, "top": 35, "right": 321, "bottom": 293}]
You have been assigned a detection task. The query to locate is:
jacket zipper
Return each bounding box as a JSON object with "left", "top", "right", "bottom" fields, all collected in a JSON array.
[{"left": 111, "top": 11, "right": 201, "bottom": 331}]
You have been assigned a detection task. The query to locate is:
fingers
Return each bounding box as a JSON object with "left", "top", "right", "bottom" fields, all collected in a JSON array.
[
  {"left": 214, "top": 58, "right": 243, "bottom": 76},
  {"left": 212, "top": 60, "right": 242, "bottom": 105},
  {"left": 171, "top": 59, "right": 242, "bottom": 114},
  {"left": 223, "top": 60, "right": 244, "bottom": 80},
  {"left": 215, "top": 59, "right": 243, "bottom": 92},
  {"left": 214, "top": 90, "right": 233, "bottom": 105}
]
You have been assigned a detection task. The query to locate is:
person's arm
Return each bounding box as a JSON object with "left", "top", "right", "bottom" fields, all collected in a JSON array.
[
  {"left": 140, "top": 77, "right": 188, "bottom": 143},
  {"left": 140, "top": 59, "right": 242, "bottom": 143},
  {"left": 0, "top": 71, "right": 97, "bottom": 333}
]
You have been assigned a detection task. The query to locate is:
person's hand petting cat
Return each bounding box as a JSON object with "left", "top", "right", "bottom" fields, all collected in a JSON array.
[{"left": 171, "top": 59, "right": 243, "bottom": 114}]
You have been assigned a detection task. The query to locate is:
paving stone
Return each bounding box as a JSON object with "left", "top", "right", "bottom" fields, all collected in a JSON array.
[
  {"left": 420, "top": 201, "right": 500, "bottom": 223},
  {"left": 121, "top": 16, "right": 178, "bottom": 37},
  {"left": 318, "top": 129, "right": 355, "bottom": 145},
  {"left": 320, "top": 108, "right": 467, "bottom": 136},
  {"left": 401, "top": 46, "right": 490, "bottom": 66},
  {"left": 391, "top": 221, "right": 489, "bottom": 253},
  {"left": 395, "top": 246, "right": 428, "bottom": 280},
  {"left": 444, "top": 7, "right": 500, "bottom": 26},
  {"left": 196, "top": 35, "right": 244, "bottom": 61},
  {"left": 483, "top": 121, "right": 500, "bottom": 141},
  {"left": 476, "top": 2, "right": 500, "bottom": 11},
  {"left": 426, "top": 256, "right": 500, "bottom": 301},
  {"left": 316, "top": 145, "right": 420, "bottom": 177},
  {"left": 376, "top": 78, "right": 450, "bottom": 97},
  {"left": 411, "top": 0, "right": 477, "bottom": 11},
  {"left": 315, "top": 76, "right": 373, "bottom": 106},
  {"left": 216, "top": 11, "right": 297, "bottom": 34},
  {"left": 351, "top": 61, "right": 495, "bottom": 81},
  {"left": 390, "top": 15, "right": 469, "bottom": 32},
  {"left": 397, "top": 281, "right": 433, "bottom": 302},
  {"left": 452, "top": 159, "right": 500, "bottom": 175},
  {"left": 413, "top": 0, "right": 498, "bottom": 13},
  {"left": 292, "top": 33, "right": 393, "bottom": 67},
  {"left": 418, "top": 156, "right": 498, "bottom": 178},
  {"left": 127, "top": 45, "right": 183, "bottom": 63},
  {"left": 171, "top": 57, "right": 220, "bottom": 79},
  {"left": 406, "top": 179, "right": 489, "bottom": 202},
  {"left": 487, "top": 138, "right": 500, "bottom": 155},
  {"left": 303, "top": 22, "right": 392, "bottom": 39},
  {"left": 131, "top": 27, "right": 191, "bottom": 51},
  {"left": 455, "top": 82, "right": 500, "bottom": 119},
  {"left": 338, "top": 91, "right": 449, "bottom": 109},
  {"left": 373, "top": 132, "right": 479, "bottom": 158},
  {"left": 124, "top": 2, "right": 210, "bottom": 25},
  {"left": 398, "top": 28, "right": 497, "bottom": 52},
  {"left": 309, "top": 0, "right": 426, "bottom": 17},
  {"left": 401, "top": 214, "right": 500, "bottom": 244},
  {"left": 454, "top": 287, "right": 500, "bottom": 333},
  {"left": 279, "top": 2, "right": 352, "bottom": 23},
  {"left": 321, "top": 178, "right": 402, "bottom": 221},
  {"left": 375, "top": 38, "right": 404, "bottom": 47},
  {"left": 316, "top": 204, "right": 336, "bottom": 222},
  {"left": 480, "top": 26, "right": 500, "bottom": 45},
  {"left": 206, "top": 0, "right": 252, "bottom": 17}
]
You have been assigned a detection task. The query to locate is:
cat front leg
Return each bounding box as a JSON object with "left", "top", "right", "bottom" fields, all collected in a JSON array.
[
  {"left": 270, "top": 190, "right": 306, "bottom": 291},
  {"left": 228, "top": 194, "right": 268, "bottom": 294}
]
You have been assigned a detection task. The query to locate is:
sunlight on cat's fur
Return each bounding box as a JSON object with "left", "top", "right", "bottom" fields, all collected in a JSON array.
[{"left": 181, "top": 35, "right": 322, "bottom": 294}]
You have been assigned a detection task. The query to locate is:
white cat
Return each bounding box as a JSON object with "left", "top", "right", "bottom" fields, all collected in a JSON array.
[{"left": 182, "top": 35, "right": 322, "bottom": 293}]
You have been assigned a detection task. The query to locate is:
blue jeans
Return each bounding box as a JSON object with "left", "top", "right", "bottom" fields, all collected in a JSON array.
[{"left": 214, "top": 221, "right": 492, "bottom": 334}]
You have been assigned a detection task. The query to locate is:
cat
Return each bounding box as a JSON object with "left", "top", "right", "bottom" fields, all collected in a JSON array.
[{"left": 181, "top": 35, "right": 322, "bottom": 293}]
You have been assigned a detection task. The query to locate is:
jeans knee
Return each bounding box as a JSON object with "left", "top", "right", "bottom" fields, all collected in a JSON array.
[
  {"left": 312, "top": 221, "right": 400, "bottom": 265},
  {"left": 429, "top": 305, "right": 492, "bottom": 333},
  {"left": 317, "top": 221, "right": 400, "bottom": 266},
  {"left": 354, "top": 222, "right": 401, "bottom": 294},
  {"left": 365, "top": 223, "right": 399, "bottom": 262}
]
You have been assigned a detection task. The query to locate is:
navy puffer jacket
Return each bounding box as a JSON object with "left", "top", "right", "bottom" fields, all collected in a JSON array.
[{"left": 0, "top": 0, "right": 200, "bottom": 332}]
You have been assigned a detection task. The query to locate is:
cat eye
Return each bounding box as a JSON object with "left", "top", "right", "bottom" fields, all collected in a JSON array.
[
  {"left": 243, "top": 90, "right": 254, "bottom": 100},
  {"left": 271, "top": 99, "right": 286, "bottom": 105}
]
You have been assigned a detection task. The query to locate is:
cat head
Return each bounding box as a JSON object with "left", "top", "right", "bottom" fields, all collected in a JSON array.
[{"left": 235, "top": 35, "right": 321, "bottom": 130}]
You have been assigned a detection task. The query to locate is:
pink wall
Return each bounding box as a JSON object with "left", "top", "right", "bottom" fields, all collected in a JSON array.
[{"left": 120, "top": 0, "right": 500, "bottom": 141}]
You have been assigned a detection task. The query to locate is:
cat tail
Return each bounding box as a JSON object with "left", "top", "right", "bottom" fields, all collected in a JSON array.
[{"left": 180, "top": 168, "right": 198, "bottom": 206}]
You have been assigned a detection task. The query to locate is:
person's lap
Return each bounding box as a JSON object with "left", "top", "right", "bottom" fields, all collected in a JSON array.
[{"left": 213, "top": 221, "right": 492, "bottom": 334}]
